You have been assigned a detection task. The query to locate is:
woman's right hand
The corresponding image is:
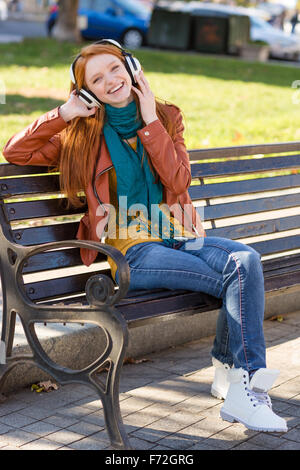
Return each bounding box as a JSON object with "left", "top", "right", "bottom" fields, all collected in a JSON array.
[{"left": 58, "top": 90, "right": 97, "bottom": 122}]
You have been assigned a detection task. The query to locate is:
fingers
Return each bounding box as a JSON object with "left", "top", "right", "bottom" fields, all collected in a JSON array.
[
  {"left": 135, "top": 71, "right": 148, "bottom": 92},
  {"left": 131, "top": 85, "right": 142, "bottom": 97}
]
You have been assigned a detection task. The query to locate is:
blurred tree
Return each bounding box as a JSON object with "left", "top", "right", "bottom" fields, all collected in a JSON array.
[{"left": 53, "top": 0, "right": 81, "bottom": 42}]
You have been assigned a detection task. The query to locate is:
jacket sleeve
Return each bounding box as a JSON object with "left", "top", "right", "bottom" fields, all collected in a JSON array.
[
  {"left": 2, "top": 106, "right": 69, "bottom": 166},
  {"left": 137, "top": 105, "right": 191, "bottom": 195}
]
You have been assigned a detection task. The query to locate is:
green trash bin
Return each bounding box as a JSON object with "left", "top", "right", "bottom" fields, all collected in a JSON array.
[
  {"left": 147, "top": 3, "right": 192, "bottom": 50},
  {"left": 192, "top": 12, "right": 229, "bottom": 54}
]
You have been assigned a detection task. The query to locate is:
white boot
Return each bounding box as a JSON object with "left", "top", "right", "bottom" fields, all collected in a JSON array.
[
  {"left": 211, "top": 357, "right": 231, "bottom": 400},
  {"left": 220, "top": 368, "right": 288, "bottom": 432}
]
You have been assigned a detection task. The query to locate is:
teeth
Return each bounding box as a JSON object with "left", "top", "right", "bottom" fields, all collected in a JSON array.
[{"left": 109, "top": 83, "right": 123, "bottom": 94}]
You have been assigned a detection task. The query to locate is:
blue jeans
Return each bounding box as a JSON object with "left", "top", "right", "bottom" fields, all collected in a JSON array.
[{"left": 115, "top": 236, "right": 266, "bottom": 373}]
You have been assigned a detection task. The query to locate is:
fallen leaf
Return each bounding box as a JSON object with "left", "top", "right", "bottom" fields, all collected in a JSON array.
[
  {"left": 124, "top": 357, "right": 151, "bottom": 365},
  {"left": 232, "top": 130, "right": 244, "bottom": 143},
  {"left": 38, "top": 380, "right": 59, "bottom": 392},
  {"left": 31, "top": 380, "right": 59, "bottom": 393},
  {"left": 269, "top": 315, "right": 284, "bottom": 322}
]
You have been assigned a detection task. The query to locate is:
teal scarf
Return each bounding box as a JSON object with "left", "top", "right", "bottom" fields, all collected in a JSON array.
[{"left": 103, "top": 100, "right": 176, "bottom": 244}]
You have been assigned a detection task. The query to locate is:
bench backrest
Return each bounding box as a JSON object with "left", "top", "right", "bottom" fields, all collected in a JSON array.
[{"left": 1, "top": 141, "right": 300, "bottom": 304}]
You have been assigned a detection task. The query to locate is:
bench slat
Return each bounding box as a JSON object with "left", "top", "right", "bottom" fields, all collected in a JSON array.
[
  {"left": 22, "top": 248, "right": 104, "bottom": 274},
  {"left": 5, "top": 198, "right": 84, "bottom": 221},
  {"left": 11, "top": 222, "right": 79, "bottom": 245},
  {"left": 249, "top": 235, "right": 300, "bottom": 256},
  {"left": 191, "top": 155, "right": 300, "bottom": 178},
  {"left": 0, "top": 175, "right": 60, "bottom": 198},
  {"left": 262, "top": 253, "right": 300, "bottom": 274},
  {"left": 189, "top": 174, "right": 300, "bottom": 200},
  {"left": 207, "top": 217, "right": 300, "bottom": 242},
  {"left": 0, "top": 163, "right": 51, "bottom": 177},
  {"left": 24, "top": 251, "right": 300, "bottom": 303},
  {"left": 203, "top": 193, "right": 300, "bottom": 220},
  {"left": 188, "top": 142, "right": 300, "bottom": 160},
  {"left": 264, "top": 270, "right": 300, "bottom": 291},
  {"left": 119, "top": 292, "right": 222, "bottom": 326},
  {"left": 25, "top": 271, "right": 107, "bottom": 301}
]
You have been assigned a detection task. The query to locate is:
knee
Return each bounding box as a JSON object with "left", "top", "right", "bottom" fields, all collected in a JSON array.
[{"left": 231, "top": 249, "right": 262, "bottom": 274}]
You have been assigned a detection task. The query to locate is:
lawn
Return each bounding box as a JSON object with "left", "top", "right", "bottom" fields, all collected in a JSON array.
[{"left": 0, "top": 37, "right": 299, "bottom": 161}]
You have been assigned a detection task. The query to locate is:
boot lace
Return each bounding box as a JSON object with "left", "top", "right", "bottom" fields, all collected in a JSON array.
[{"left": 246, "top": 388, "right": 272, "bottom": 409}]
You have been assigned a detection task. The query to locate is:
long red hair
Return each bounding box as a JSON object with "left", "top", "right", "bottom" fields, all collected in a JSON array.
[{"left": 58, "top": 43, "right": 179, "bottom": 209}]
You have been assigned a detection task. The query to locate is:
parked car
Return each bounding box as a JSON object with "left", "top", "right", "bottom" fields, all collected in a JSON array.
[
  {"left": 187, "top": 2, "right": 300, "bottom": 60},
  {"left": 47, "top": 0, "right": 152, "bottom": 49}
]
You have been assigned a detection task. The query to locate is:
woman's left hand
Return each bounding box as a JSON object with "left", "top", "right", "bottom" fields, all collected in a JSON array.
[{"left": 131, "top": 71, "right": 158, "bottom": 126}]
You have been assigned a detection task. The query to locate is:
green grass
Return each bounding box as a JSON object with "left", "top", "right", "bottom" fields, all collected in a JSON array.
[{"left": 0, "top": 37, "right": 300, "bottom": 161}]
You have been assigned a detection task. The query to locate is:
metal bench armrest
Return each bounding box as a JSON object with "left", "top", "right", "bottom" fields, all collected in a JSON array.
[{"left": 13, "top": 240, "right": 130, "bottom": 309}]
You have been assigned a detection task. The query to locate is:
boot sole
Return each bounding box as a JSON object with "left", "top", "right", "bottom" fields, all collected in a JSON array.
[
  {"left": 220, "top": 410, "right": 288, "bottom": 433},
  {"left": 211, "top": 387, "right": 225, "bottom": 400}
]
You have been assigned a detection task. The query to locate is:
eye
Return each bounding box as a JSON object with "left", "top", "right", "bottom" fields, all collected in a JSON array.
[
  {"left": 93, "top": 76, "right": 102, "bottom": 84},
  {"left": 112, "top": 65, "right": 119, "bottom": 71}
]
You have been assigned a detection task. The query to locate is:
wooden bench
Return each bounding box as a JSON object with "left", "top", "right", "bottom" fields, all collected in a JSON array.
[{"left": 0, "top": 141, "right": 300, "bottom": 449}]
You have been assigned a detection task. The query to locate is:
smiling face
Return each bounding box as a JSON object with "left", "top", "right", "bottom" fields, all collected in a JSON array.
[{"left": 84, "top": 53, "right": 134, "bottom": 108}]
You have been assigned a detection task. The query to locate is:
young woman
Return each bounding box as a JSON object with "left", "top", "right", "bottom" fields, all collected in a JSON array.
[{"left": 3, "top": 40, "right": 287, "bottom": 434}]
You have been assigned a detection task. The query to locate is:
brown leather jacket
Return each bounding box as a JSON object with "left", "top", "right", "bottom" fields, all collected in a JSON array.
[{"left": 2, "top": 104, "right": 206, "bottom": 266}]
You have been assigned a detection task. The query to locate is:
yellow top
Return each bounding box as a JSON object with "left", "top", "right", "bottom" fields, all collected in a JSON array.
[{"left": 105, "top": 139, "right": 195, "bottom": 281}]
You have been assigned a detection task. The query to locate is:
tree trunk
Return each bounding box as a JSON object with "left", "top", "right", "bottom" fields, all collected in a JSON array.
[{"left": 53, "top": 0, "right": 81, "bottom": 43}]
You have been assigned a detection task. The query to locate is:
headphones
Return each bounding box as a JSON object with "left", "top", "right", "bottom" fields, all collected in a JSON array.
[{"left": 69, "top": 38, "right": 142, "bottom": 109}]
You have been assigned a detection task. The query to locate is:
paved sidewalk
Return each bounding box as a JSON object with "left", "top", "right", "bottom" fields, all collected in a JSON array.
[{"left": 0, "top": 311, "right": 299, "bottom": 450}]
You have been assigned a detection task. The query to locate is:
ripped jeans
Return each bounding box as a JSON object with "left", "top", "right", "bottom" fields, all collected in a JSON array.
[{"left": 115, "top": 236, "right": 266, "bottom": 372}]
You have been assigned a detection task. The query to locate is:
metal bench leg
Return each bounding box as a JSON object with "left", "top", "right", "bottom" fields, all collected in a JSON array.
[{"left": 90, "top": 361, "right": 131, "bottom": 450}]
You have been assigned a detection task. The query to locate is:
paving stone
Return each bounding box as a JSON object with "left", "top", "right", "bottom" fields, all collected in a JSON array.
[
  {"left": 0, "top": 400, "right": 28, "bottom": 417},
  {"left": 22, "top": 420, "right": 61, "bottom": 437},
  {"left": 0, "top": 422, "right": 14, "bottom": 435},
  {"left": 123, "top": 410, "right": 162, "bottom": 428},
  {"left": 18, "top": 405, "right": 56, "bottom": 420},
  {"left": 45, "top": 429, "right": 85, "bottom": 445},
  {"left": 130, "top": 426, "right": 170, "bottom": 443},
  {"left": 56, "top": 405, "right": 95, "bottom": 419},
  {"left": 81, "top": 410, "right": 106, "bottom": 428},
  {"left": 233, "top": 441, "right": 268, "bottom": 450},
  {"left": 149, "top": 443, "right": 176, "bottom": 450},
  {"left": 202, "top": 424, "right": 258, "bottom": 449},
  {"left": 156, "top": 433, "right": 195, "bottom": 450},
  {"left": 120, "top": 396, "right": 154, "bottom": 416},
  {"left": 282, "top": 428, "right": 300, "bottom": 443},
  {"left": 0, "top": 429, "right": 38, "bottom": 446},
  {"left": 277, "top": 440, "right": 300, "bottom": 450},
  {"left": 0, "top": 412, "right": 37, "bottom": 428},
  {"left": 1, "top": 445, "right": 21, "bottom": 450},
  {"left": 188, "top": 440, "right": 223, "bottom": 450},
  {"left": 20, "top": 438, "right": 63, "bottom": 450},
  {"left": 284, "top": 405, "right": 300, "bottom": 418},
  {"left": 66, "top": 420, "right": 103, "bottom": 437},
  {"left": 128, "top": 436, "right": 155, "bottom": 450},
  {"left": 149, "top": 411, "right": 204, "bottom": 434},
  {"left": 246, "top": 433, "right": 286, "bottom": 449},
  {"left": 43, "top": 414, "right": 80, "bottom": 428},
  {"left": 68, "top": 436, "right": 110, "bottom": 450}
]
